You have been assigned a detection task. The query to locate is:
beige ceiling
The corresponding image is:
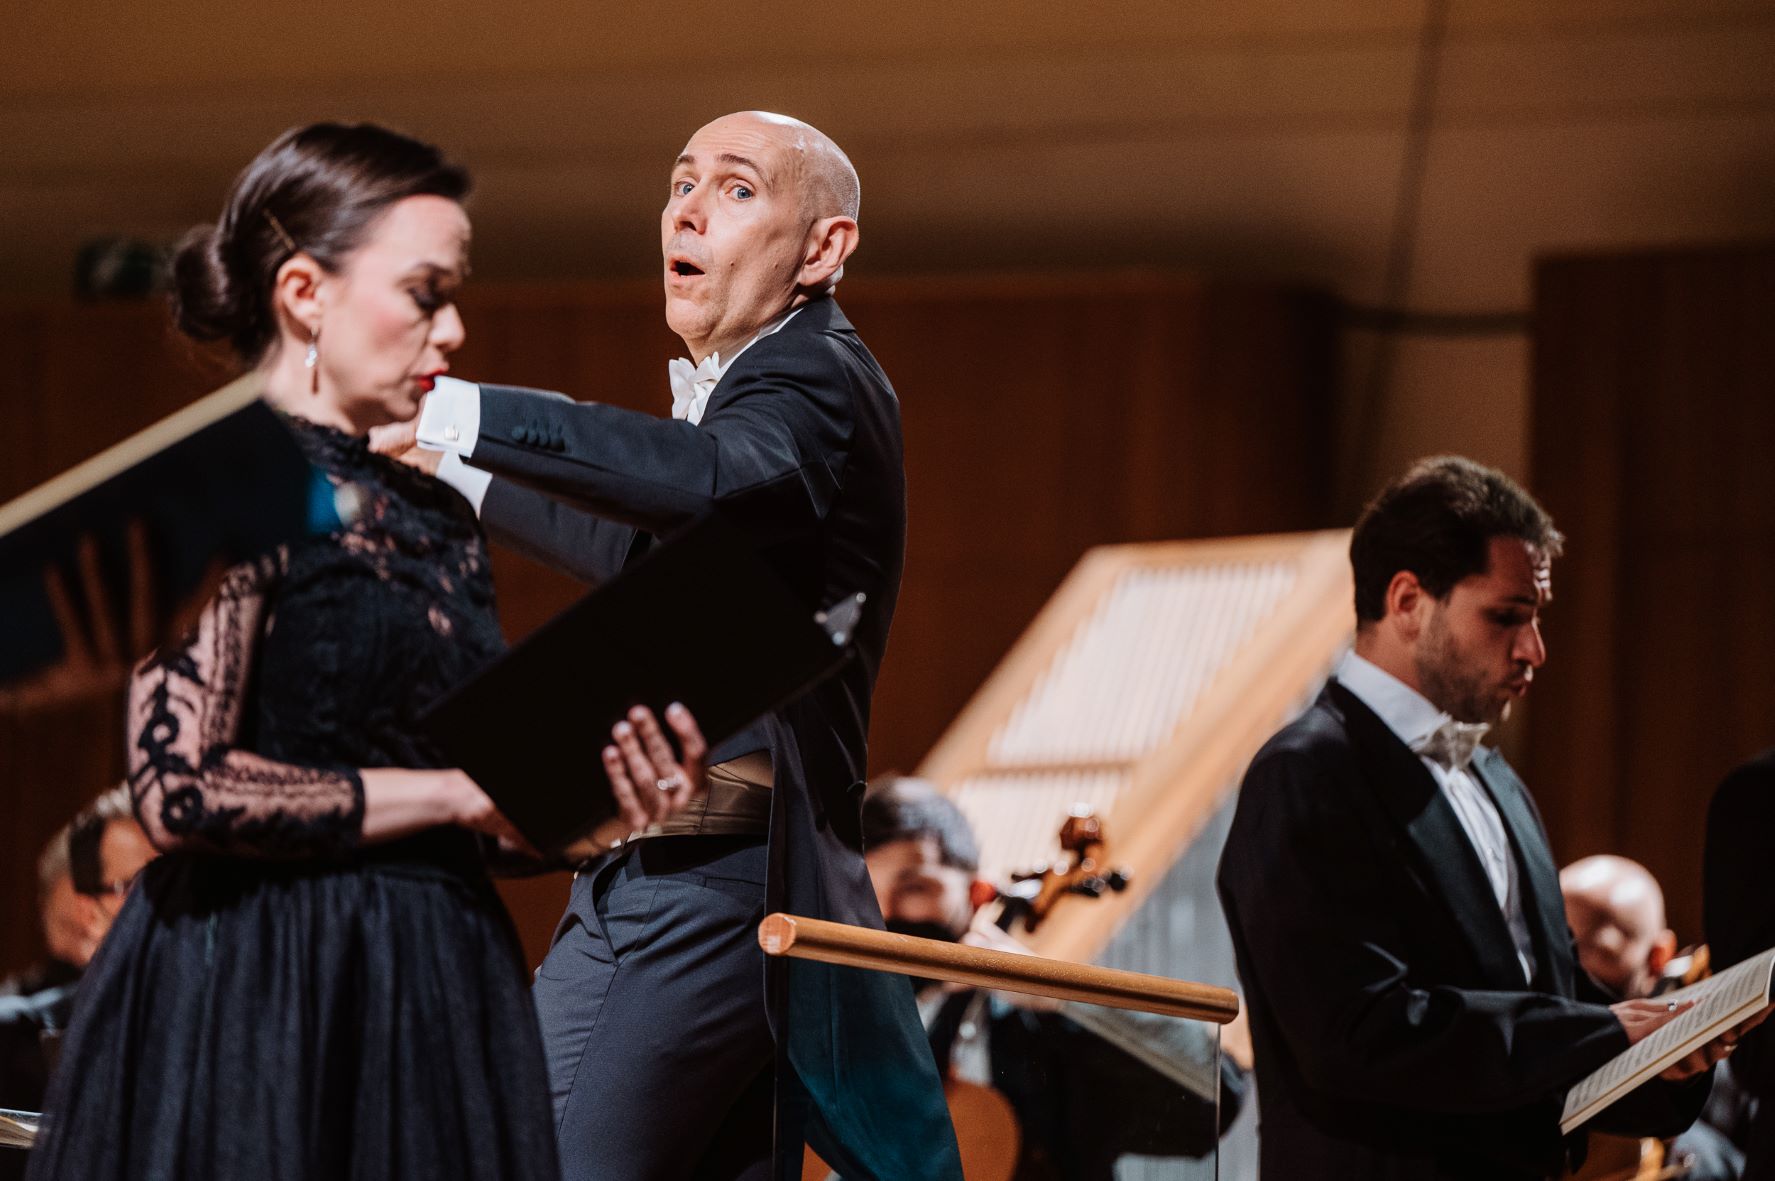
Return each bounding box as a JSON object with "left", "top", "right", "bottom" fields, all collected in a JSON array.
[
  {"left": 5, "top": 0, "right": 1772, "bottom": 312},
  {"left": 8, "top": 0, "right": 1771, "bottom": 503}
]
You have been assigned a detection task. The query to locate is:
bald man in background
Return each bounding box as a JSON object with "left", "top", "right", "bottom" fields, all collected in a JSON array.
[
  {"left": 1560, "top": 855, "right": 1678, "bottom": 1002},
  {"left": 388, "top": 112, "right": 960, "bottom": 1180},
  {"left": 1562, "top": 855, "right": 1746, "bottom": 1180}
]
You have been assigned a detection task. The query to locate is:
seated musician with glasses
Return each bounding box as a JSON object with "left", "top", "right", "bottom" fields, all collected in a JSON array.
[
  {"left": 1, "top": 834, "right": 90, "bottom": 1005},
  {"left": 1, "top": 787, "right": 156, "bottom": 1126},
  {"left": 861, "top": 777, "right": 1246, "bottom": 1181}
]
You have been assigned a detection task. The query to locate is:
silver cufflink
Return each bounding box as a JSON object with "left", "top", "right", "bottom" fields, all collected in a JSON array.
[{"left": 444, "top": 425, "right": 460, "bottom": 441}]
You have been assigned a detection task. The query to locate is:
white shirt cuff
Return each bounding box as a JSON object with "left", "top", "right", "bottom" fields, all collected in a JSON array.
[
  {"left": 415, "top": 375, "right": 482, "bottom": 457},
  {"left": 436, "top": 451, "right": 493, "bottom": 517}
]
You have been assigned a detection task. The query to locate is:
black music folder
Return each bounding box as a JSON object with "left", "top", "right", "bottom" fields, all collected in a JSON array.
[
  {"left": 0, "top": 376, "right": 336, "bottom": 682},
  {"left": 422, "top": 512, "right": 861, "bottom": 855}
]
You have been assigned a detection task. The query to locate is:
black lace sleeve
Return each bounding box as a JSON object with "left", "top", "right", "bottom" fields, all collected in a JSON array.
[{"left": 127, "top": 557, "right": 365, "bottom": 857}]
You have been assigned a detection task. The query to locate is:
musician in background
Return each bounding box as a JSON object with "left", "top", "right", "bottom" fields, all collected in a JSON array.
[
  {"left": 0, "top": 787, "right": 154, "bottom": 1001},
  {"left": 1561, "top": 855, "right": 1746, "bottom": 1181},
  {"left": 1218, "top": 456, "right": 1728, "bottom": 1181},
  {"left": 863, "top": 777, "right": 1246, "bottom": 1181},
  {"left": 1, "top": 787, "right": 156, "bottom": 1113},
  {"left": 1561, "top": 856, "right": 1679, "bottom": 1003},
  {"left": 2, "top": 830, "right": 93, "bottom": 1002},
  {"left": 62, "top": 787, "right": 156, "bottom": 936}
]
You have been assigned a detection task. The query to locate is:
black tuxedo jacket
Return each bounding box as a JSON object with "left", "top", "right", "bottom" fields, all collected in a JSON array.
[
  {"left": 460, "top": 295, "right": 960, "bottom": 1180},
  {"left": 1704, "top": 747, "right": 1775, "bottom": 1179},
  {"left": 1218, "top": 680, "right": 1707, "bottom": 1181}
]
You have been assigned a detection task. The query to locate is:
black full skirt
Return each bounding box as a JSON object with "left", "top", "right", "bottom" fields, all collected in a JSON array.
[{"left": 26, "top": 851, "right": 560, "bottom": 1181}]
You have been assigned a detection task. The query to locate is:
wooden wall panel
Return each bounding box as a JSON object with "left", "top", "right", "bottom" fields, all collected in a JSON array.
[
  {"left": 0, "top": 273, "right": 1334, "bottom": 973},
  {"left": 849, "top": 276, "right": 1336, "bottom": 776},
  {"left": 1528, "top": 245, "right": 1775, "bottom": 942}
]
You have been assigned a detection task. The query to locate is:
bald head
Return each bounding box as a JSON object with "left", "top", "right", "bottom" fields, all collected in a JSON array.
[
  {"left": 706, "top": 111, "right": 860, "bottom": 222},
  {"left": 662, "top": 111, "right": 863, "bottom": 361},
  {"left": 1561, "top": 855, "right": 1676, "bottom": 998}
]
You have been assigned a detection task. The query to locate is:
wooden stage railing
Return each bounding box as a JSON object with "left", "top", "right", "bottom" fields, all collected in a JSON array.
[
  {"left": 0, "top": 919, "right": 1237, "bottom": 1157},
  {"left": 1, "top": 1108, "right": 38, "bottom": 1150},
  {"left": 757, "top": 912, "right": 1240, "bottom": 1025}
]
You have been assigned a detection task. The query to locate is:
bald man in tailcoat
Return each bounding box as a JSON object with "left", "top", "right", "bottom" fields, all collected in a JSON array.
[{"left": 396, "top": 112, "right": 960, "bottom": 1181}]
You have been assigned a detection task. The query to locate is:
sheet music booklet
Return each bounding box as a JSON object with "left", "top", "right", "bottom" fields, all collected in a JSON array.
[
  {"left": 0, "top": 375, "right": 337, "bottom": 681},
  {"left": 1560, "top": 945, "right": 1775, "bottom": 1133},
  {"left": 422, "top": 511, "right": 860, "bottom": 855}
]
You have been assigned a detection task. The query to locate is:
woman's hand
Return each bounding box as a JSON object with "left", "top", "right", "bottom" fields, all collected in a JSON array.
[
  {"left": 437, "top": 769, "right": 537, "bottom": 855},
  {"left": 603, "top": 703, "right": 707, "bottom": 831},
  {"left": 360, "top": 767, "right": 536, "bottom": 856}
]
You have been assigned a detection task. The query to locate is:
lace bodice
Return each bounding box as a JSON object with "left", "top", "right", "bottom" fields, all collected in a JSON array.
[{"left": 127, "top": 418, "right": 503, "bottom": 858}]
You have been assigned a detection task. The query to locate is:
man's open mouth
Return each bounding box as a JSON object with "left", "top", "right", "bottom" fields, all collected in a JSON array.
[{"left": 670, "top": 259, "right": 704, "bottom": 277}]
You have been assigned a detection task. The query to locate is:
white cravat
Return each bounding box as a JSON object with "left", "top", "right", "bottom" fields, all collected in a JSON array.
[
  {"left": 667, "top": 306, "right": 802, "bottom": 426},
  {"left": 1335, "top": 650, "right": 1538, "bottom": 983},
  {"left": 1414, "top": 718, "right": 1491, "bottom": 772},
  {"left": 668, "top": 352, "right": 725, "bottom": 425}
]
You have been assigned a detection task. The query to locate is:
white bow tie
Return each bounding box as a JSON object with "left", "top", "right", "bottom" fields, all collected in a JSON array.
[
  {"left": 1413, "top": 717, "right": 1491, "bottom": 772},
  {"left": 668, "top": 353, "right": 723, "bottom": 424}
]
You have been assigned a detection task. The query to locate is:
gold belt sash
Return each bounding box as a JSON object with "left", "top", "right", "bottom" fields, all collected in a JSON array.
[{"left": 622, "top": 751, "right": 773, "bottom": 843}]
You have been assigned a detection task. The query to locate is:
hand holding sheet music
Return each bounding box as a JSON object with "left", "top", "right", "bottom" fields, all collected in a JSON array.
[
  {"left": 423, "top": 511, "right": 861, "bottom": 855},
  {"left": 1561, "top": 946, "right": 1775, "bottom": 1133},
  {"left": 602, "top": 702, "right": 709, "bottom": 831}
]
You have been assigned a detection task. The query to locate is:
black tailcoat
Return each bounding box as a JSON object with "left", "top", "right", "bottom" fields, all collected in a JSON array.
[
  {"left": 1218, "top": 681, "right": 1706, "bottom": 1181},
  {"left": 464, "top": 295, "right": 961, "bottom": 1180}
]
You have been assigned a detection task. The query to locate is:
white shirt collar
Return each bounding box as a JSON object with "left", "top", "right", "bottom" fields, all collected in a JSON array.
[
  {"left": 1334, "top": 649, "right": 1449, "bottom": 751},
  {"left": 669, "top": 306, "right": 803, "bottom": 424},
  {"left": 1337, "top": 653, "right": 1529, "bottom": 981}
]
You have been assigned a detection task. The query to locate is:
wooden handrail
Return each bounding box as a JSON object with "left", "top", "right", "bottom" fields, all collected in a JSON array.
[
  {"left": 1, "top": 1108, "right": 39, "bottom": 1150},
  {"left": 757, "top": 913, "right": 1239, "bottom": 1024}
]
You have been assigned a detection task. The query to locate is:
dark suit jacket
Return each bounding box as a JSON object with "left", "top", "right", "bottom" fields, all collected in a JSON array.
[
  {"left": 1218, "top": 680, "right": 1707, "bottom": 1181},
  {"left": 459, "top": 296, "right": 961, "bottom": 1181},
  {"left": 1704, "top": 747, "right": 1775, "bottom": 1180}
]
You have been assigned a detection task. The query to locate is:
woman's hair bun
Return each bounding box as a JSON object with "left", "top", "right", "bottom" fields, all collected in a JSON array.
[
  {"left": 167, "top": 122, "right": 470, "bottom": 366},
  {"left": 169, "top": 222, "right": 255, "bottom": 353}
]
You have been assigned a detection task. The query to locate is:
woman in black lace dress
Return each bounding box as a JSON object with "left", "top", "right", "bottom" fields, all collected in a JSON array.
[{"left": 28, "top": 123, "right": 600, "bottom": 1181}]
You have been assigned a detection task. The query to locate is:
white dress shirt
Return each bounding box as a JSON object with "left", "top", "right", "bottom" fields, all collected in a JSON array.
[
  {"left": 418, "top": 307, "right": 802, "bottom": 516},
  {"left": 1334, "top": 650, "right": 1538, "bottom": 984}
]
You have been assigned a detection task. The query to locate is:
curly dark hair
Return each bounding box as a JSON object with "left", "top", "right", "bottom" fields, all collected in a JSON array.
[{"left": 1351, "top": 455, "right": 1564, "bottom": 624}]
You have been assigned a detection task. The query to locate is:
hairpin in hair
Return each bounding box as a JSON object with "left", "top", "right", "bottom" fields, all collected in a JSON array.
[{"left": 263, "top": 209, "right": 298, "bottom": 255}]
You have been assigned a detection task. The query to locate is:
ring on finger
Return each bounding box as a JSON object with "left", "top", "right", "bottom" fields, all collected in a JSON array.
[{"left": 656, "top": 775, "right": 684, "bottom": 793}]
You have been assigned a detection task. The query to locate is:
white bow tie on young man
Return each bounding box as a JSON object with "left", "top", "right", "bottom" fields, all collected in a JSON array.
[
  {"left": 668, "top": 352, "right": 725, "bottom": 425},
  {"left": 1412, "top": 717, "right": 1492, "bottom": 772}
]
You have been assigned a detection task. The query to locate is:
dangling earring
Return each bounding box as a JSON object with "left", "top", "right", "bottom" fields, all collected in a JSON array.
[{"left": 305, "top": 326, "right": 320, "bottom": 395}]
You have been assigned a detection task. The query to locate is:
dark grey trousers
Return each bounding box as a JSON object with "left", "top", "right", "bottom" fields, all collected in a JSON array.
[{"left": 532, "top": 835, "right": 774, "bottom": 1181}]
